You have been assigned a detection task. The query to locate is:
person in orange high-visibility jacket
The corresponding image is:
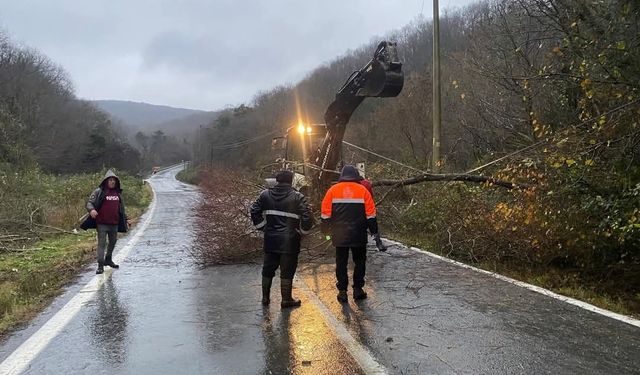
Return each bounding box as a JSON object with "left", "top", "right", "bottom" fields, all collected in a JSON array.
[{"left": 321, "top": 165, "right": 379, "bottom": 302}]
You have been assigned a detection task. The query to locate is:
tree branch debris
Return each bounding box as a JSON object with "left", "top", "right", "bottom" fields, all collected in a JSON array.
[{"left": 373, "top": 173, "right": 529, "bottom": 190}]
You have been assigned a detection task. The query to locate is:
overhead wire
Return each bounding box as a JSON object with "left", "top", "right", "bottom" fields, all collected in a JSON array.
[
  {"left": 206, "top": 129, "right": 282, "bottom": 150},
  {"left": 342, "top": 141, "right": 428, "bottom": 174}
]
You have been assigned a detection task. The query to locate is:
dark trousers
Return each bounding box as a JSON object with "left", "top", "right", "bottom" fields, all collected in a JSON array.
[
  {"left": 335, "top": 246, "right": 367, "bottom": 291},
  {"left": 97, "top": 224, "right": 118, "bottom": 264},
  {"left": 262, "top": 252, "right": 299, "bottom": 279}
]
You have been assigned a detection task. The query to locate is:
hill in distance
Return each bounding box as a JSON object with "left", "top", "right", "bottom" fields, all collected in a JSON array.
[{"left": 92, "top": 99, "right": 220, "bottom": 136}]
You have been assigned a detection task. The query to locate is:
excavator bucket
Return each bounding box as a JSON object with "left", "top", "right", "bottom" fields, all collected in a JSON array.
[
  {"left": 324, "top": 41, "right": 404, "bottom": 129},
  {"left": 357, "top": 61, "right": 404, "bottom": 97},
  {"left": 356, "top": 41, "right": 404, "bottom": 98}
]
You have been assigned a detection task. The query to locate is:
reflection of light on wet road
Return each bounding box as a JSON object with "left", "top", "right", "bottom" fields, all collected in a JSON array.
[
  {"left": 261, "top": 290, "right": 366, "bottom": 375},
  {"left": 288, "top": 305, "right": 337, "bottom": 373}
]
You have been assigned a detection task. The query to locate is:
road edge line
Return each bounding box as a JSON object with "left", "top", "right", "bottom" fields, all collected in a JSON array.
[
  {"left": 382, "top": 239, "right": 640, "bottom": 329},
  {"left": 294, "top": 278, "right": 388, "bottom": 375}
]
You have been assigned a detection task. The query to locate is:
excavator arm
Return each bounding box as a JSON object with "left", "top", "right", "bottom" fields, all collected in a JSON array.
[{"left": 313, "top": 41, "right": 404, "bottom": 189}]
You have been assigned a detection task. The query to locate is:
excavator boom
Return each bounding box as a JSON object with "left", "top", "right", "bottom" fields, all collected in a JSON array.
[{"left": 314, "top": 41, "right": 404, "bottom": 189}]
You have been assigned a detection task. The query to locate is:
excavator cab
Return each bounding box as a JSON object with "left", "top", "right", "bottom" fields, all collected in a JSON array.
[
  {"left": 271, "top": 124, "right": 327, "bottom": 165},
  {"left": 269, "top": 124, "right": 328, "bottom": 192},
  {"left": 287, "top": 124, "right": 326, "bottom": 176}
]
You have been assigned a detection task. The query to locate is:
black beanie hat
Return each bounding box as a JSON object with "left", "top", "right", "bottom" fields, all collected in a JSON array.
[
  {"left": 338, "top": 165, "right": 361, "bottom": 182},
  {"left": 276, "top": 170, "right": 294, "bottom": 184}
]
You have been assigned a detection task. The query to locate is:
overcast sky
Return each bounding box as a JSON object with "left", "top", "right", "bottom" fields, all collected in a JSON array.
[{"left": 1, "top": 0, "right": 475, "bottom": 111}]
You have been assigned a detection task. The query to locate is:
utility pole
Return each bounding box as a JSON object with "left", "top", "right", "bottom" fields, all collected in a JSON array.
[
  {"left": 198, "top": 125, "right": 203, "bottom": 165},
  {"left": 210, "top": 144, "right": 213, "bottom": 167},
  {"left": 432, "top": 0, "right": 442, "bottom": 170}
]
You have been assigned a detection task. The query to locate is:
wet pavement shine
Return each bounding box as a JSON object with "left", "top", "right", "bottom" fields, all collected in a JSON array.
[{"left": 0, "top": 166, "right": 639, "bottom": 374}]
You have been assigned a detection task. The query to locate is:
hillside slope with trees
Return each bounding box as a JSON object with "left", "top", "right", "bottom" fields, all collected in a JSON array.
[{"left": 0, "top": 33, "right": 140, "bottom": 173}]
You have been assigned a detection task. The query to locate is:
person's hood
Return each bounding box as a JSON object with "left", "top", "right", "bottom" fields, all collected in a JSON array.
[
  {"left": 100, "top": 169, "right": 122, "bottom": 192},
  {"left": 268, "top": 182, "right": 294, "bottom": 201},
  {"left": 338, "top": 165, "right": 361, "bottom": 182}
]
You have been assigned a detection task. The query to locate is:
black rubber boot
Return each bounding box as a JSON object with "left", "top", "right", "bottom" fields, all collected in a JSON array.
[
  {"left": 280, "top": 279, "right": 301, "bottom": 308},
  {"left": 96, "top": 263, "right": 104, "bottom": 274},
  {"left": 337, "top": 290, "right": 348, "bottom": 303},
  {"left": 262, "top": 277, "right": 272, "bottom": 306},
  {"left": 105, "top": 254, "right": 119, "bottom": 269},
  {"left": 353, "top": 287, "right": 368, "bottom": 300}
]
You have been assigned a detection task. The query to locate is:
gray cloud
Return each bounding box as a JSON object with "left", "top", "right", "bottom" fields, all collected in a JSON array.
[{"left": 0, "top": 0, "right": 476, "bottom": 110}]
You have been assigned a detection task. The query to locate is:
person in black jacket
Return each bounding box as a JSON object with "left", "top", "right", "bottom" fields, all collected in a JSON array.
[
  {"left": 250, "top": 170, "right": 314, "bottom": 308},
  {"left": 81, "top": 170, "right": 129, "bottom": 274}
]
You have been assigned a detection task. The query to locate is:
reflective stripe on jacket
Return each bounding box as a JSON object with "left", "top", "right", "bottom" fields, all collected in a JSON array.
[
  {"left": 250, "top": 183, "right": 314, "bottom": 254},
  {"left": 321, "top": 181, "right": 378, "bottom": 247}
]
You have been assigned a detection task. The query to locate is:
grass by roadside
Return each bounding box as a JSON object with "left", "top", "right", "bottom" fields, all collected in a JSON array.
[
  {"left": 0, "top": 171, "right": 153, "bottom": 339},
  {"left": 0, "top": 233, "right": 96, "bottom": 336},
  {"left": 387, "top": 232, "right": 640, "bottom": 319}
]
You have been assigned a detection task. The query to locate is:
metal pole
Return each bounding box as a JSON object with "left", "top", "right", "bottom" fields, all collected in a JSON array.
[
  {"left": 198, "top": 125, "right": 203, "bottom": 165},
  {"left": 432, "top": 0, "right": 442, "bottom": 170}
]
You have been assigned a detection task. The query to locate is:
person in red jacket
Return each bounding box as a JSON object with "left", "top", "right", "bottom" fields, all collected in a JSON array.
[
  {"left": 359, "top": 176, "right": 374, "bottom": 196},
  {"left": 357, "top": 172, "right": 387, "bottom": 252},
  {"left": 321, "top": 165, "right": 379, "bottom": 303},
  {"left": 81, "top": 170, "right": 130, "bottom": 274}
]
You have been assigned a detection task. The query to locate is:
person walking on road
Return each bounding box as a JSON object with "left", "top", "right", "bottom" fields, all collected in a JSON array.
[
  {"left": 251, "top": 170, "right": 314, "bottom": 308},
  {"left": 321, "top": 165, "right": 380, "bottom": 303},
  {"left": 81, "top": 170, "right": 129, "bottom": 274}
]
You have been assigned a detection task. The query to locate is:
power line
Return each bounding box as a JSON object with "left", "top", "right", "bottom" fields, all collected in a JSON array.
[
  {"left": 207, "top": 129, "right": 281, "bottom": 150},
  {"left": 342, "top": 140, "right": 428, "bottom": 174}
]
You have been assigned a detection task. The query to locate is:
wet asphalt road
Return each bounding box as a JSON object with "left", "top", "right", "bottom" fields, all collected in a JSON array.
[{"left": 0, "top": 166, "right": 639, "bottom": 374}]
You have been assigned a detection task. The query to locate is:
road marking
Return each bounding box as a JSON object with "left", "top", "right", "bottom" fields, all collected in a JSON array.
[
  {"left": 382, "top": 239, "right": 640, "bottom": 329},
  {"left": 295, "top": 278, "right": 388, "bottom": 375},
  {"left": 0, "top": 183, "right": 158, "bottom": 375}
]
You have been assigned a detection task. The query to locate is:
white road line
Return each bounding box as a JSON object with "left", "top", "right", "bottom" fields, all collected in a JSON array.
[
  {"left": 383, "top": 239, "right": 640, "bottom": 329},
  {"left": 294, "top": 278, "right": 388, "bottom": 375},
  {"left": 0, "top": 184, "right": 158, "bottom": 375}
]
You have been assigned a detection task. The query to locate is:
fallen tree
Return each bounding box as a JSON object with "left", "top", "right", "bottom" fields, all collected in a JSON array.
[
  {"left": 371, "top": 172, "right": 529, "bottom": 207},
  {"left": 373, "top": 173, "right": 529, "bottom": 190}
]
